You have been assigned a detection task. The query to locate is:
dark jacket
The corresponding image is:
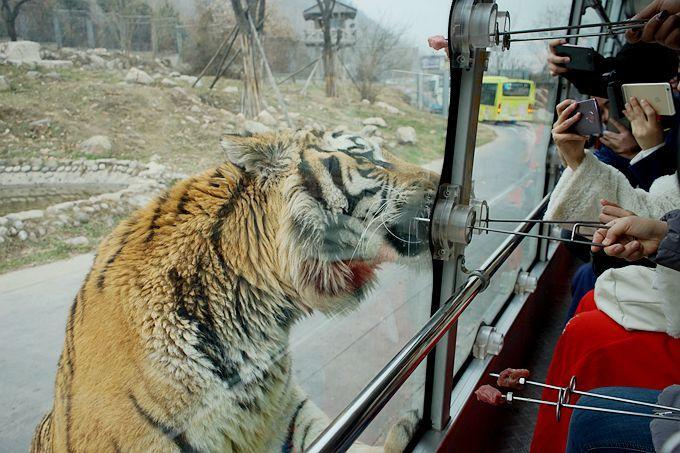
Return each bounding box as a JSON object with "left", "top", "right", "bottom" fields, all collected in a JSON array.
[{"left": 656, "top": 210, "right": 680, "bottom": 272}]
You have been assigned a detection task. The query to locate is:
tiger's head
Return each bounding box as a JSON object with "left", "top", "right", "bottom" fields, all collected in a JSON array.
[{"left": 221, "top": 131, "right": 437, "bottom": 315}]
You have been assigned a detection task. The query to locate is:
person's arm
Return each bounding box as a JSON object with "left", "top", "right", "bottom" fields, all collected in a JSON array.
[
  {"left": 655, "top": 210, "right": 680, "bottom": 270},
  {"left": 627, "top": 1, "right": 680, "bottom": 49}
]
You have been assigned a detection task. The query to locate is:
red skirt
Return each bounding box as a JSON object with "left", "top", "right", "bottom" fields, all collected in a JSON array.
[{"left": 530, "top": 290, "right": 680, "bottom": 453}]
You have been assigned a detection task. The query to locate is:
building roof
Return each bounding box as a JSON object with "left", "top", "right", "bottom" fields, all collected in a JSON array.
[{"left": 303, "top": 1, "right": 357, "bottom": 21}]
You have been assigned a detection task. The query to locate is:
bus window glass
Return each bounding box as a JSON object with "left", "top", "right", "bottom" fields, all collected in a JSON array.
[
  {"left": 481, "top": 83, "right": 498, "bottom": 106},
  {"left": 0, "top": 0, "right": 451, "bottom": 450},
  {"left": 503, "top": 82, "right": 532, "bottom": 97},
  {"left": 455, "top": 0, "right": 572, "bottom": 374}
]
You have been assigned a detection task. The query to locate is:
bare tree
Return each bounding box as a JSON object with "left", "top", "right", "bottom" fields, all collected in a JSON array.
[
  {"left": 352, "top": 20, "right": 404, "bottom": 102},
  {"left": 230, "top": 0, "right": 266, "bottom": 118},
  {"left": 1, "top": 0, "right": 33, "bottom": 41}
]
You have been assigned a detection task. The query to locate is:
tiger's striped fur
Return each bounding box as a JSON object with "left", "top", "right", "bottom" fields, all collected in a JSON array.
[{"left": 31, "top": 131, "right": 436, "bottom": 452}]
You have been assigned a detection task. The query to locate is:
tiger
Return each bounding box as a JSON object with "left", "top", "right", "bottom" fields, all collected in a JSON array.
[{"left": 30, "top": 130, "right": 437, "bottom": 453}]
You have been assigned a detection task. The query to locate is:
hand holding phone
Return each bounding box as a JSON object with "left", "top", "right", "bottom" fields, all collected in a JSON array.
[
  {"left": 621, "top": 83, "right": 676, "bottom": 116},
  {"left": 570, "top": 99, "right": 604, "bottom": 137},
  {"left": 554, "top": 44, "right": 604, "bottom": 72},
  {"left": 552, "top": 99, "right": 589, "bottom": 170}
]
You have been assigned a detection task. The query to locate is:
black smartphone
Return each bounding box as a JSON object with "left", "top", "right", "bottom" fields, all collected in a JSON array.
[
  {"left": 554, "top": 44, "right": 603, "bottom": 72},
  {"left": 571, "top": 99, "right": 604, "bottom": 137}
]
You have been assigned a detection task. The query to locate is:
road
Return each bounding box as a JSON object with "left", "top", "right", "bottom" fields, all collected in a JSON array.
[{"left": 0, "top": 122, "right": 549, "bottom": 451}]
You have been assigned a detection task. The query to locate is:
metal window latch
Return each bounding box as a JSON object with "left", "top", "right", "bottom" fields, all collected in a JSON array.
[
  {"left": 472, "top": 325, "right": 504, "bottom": 359},
  {"left": 514, "top": 271, "right": 537, "bottom": 295}
]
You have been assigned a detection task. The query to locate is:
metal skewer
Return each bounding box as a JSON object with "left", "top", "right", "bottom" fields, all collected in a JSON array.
[
  {"left": 471, "top": 226, "right": 607, "bottom": 248},
  {"left": 491, "top": 373, "right": 680, "bottom": 415},
  {"left": 510, "top": 28, "right": 642, "bottom": 43},
  {"left": 504, "top": 392, "right": 680, "bottom": 422},
  {"left": 495, "top": 19, "right": 647, "bottom": 36}
]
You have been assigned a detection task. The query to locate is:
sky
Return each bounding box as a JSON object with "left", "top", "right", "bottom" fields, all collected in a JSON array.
[{"left": 351, "top": 0, "right": 574, "bottom": 71}]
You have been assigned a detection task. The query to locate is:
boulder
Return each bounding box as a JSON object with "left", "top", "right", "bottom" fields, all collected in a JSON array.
[
  {"left": 396, "top": 126, "right": 417, "bottom": 145},
  {"left": 125, "top": 67, "right": 153, "bottom": 85},
  {"left": 243, "top": 120, "right": 271, "bottom": 135},
  {"left": 375, "top": 101, "right": 402, "bottom": 115},
  {"left": 17, "top": 230, "right": 29, "bottom": 241},
  {"left": 360, "top": 125, "right": 379, "bottom": 137},
  {"left": 0, "top": 40, "right": 41, "bottom": 64},
  {"left": 0, "top": 76, "right": 10, "bottom": 92},
  {"left": 161, "top": 77, "right": 177, "bottom": 87},
  {"left": 64, "top": 236, "right": 89, "bottom": 246},
  {"left": 80, "top": 135, "right": 112, "bottom": 155},
  {"left": 87, "top": 53, "right": 107, "bottom": 69},
  {"left": 361, "top": 99, "right": 371, "bottom": 105},
  {"left": 36, "top": 60, "right": 73, "bottom": 69},
  {"left": 257, "top": 110, "right": 277, "bottom": 127},
  {"left": 45, "top": 71, "right": 61, "bottom": 80},
  {"left": 362, "top": 117, "right": 388, "bottom": 128},
  {"left": 26, "top": 70, "right": 40, "bottom": 79},
  {"left": 178, "top": 75, "right": 201, "bottom": 87}
]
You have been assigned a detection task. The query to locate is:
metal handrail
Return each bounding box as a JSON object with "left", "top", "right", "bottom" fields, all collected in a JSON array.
[{"left": 307, "top": 193, "right": 552, "bottom": 452}]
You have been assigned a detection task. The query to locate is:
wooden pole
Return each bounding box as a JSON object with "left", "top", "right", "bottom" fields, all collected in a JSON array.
[
  {"left": 277, "top": 56, "right": 321, "bottom": 85},
  {"left": 247, "top": 12, "right": 292, "bottom": 127},
  {"left": 301, "top": 57, "right": 321, "bottom": 96},
  {"left": 193, "top": 26, "right": 237, "bottom": 87}
]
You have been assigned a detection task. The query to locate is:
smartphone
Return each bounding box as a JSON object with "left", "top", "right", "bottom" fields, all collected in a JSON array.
[
  {"left": 621, "top": 83, "right": 676, "bottom": 116},
  {"left": 554, "top": 44, "right": 603, "bottom": 72},
  {"left": 570, "top": 99, "right": 604, "bottom": 137}
]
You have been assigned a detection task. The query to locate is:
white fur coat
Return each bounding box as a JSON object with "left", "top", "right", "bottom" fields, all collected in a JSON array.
[{"left": 545, "top": 151, "right": 680, "bottom": 222}]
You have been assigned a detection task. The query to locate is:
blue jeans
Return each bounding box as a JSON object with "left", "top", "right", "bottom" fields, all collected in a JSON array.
[{"left": 567, "top": 387, "right": 660, "bottom": 452}]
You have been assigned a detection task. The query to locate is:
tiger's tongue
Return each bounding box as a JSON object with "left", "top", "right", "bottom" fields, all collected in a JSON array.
[{"left": 343, "top": 245, "right": 398, "bottom": 291}]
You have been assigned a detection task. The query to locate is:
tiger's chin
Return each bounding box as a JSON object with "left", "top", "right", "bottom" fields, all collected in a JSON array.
[{"left": 299, "top": 244, "right": 400, "bottom": 315}]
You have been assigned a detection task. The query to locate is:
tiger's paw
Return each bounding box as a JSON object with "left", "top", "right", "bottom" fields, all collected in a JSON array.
[{"left": 383, "top": 409, "right": 420, "bottom": 453}]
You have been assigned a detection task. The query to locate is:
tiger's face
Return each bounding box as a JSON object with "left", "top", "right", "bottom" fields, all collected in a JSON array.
[{"left": 222, "top": 132, "right": 437, "bottom": 314}]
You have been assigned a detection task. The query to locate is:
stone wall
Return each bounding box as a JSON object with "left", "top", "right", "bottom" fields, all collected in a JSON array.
[{"left": 0, "top": 157, "right": 182, "bottom": 245}]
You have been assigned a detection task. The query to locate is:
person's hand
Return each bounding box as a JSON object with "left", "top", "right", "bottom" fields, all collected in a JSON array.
[
  {"left": 591, "top": 215, "right": 669, "bottom": 260},
  {"left": 599, "top": 199, "right": 635, "bottom": 224},
  {"left": 548, "top": 39, "right": 570, "bottom": 76},
  {"left": 428, "top": 35, "right": 450, "bottom": 57},
  {"left": 623, "top": 97, "right": 664, "bottom": 150},
  {"left": 627, "top": 1, "right": 680, "bottom": 49},
  {"left": 552, "top": 99, "right": 587, "bottom": 169},
  {"left": 600, "top": 118, "right": 640, "bottom": 159}
]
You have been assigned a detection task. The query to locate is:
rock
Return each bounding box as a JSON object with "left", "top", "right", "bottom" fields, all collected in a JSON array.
[
  {"left": 0, "top": 40, "right": 41, "bottom": 64},
  {"left": 0, "top": 226, "right": 7, "bottom": 236},
  {"left": 87, "top": 53, "right": 106, "bottom": 68},
  {"left": 80, "top": 135, "right": 112, "bottom": 155},
  {"left": 185, "top": 115, "right": 200, "bottom": 124},
  {"left": 370, "top": 136, "right": 386, "bottom": 146},
  {"left": 125, "top": 67, "right": 153, "bottom": 85},
  {"left": 11, "top": 210, "right": 43, "bottom": 221},
  {"left": 375, "top": 101, "right": 402, "bottom": 115},
  {"left": 190, "top": 105, "right": 202, "bottom": 113},
  {"left": 223, "top": 86, "right": 238, "bottom": 94},
  {"left": 26, "top": 70, "right": 40, "bottom": 79},
  {"left": 92, "top": 47, "right": 108, "bottom": 56},
  {"left": 74, "top": 211, "right": 90, "bottom": 223},
  {"left": 362, "top": 117, "right": 388, "bottom": 128},
  {"left": 360, "top": 125, "right": 379, "bottom": 137},
  {"left": 29, "top": 118, "right": 50, "bottom": 129},
  {"left": 37, "top": 60, "right": 73, "bottom": 69},
  {"left": 161, "top": 78, "right": 177, "bottom": 87},
  {"left": 64, "top": 236, "right": 89, "bottom": 246},
  {"left": 0, "top": 75, "right": 10, "bottom": 92},
  {"left": 21, "top": 165, "right": 31, "bottom": 172},
  {"left": 45, "top": 71, "right": 61, "bottom": 80},
  {"left": 396, "top": 126, "right": 417, "bottom": 144},
  {"left": 178, "top": 75, "right": 201, "bottom": 87},
  {"left": 361, "top": 99, "right": 371, "bottom": 105},
  {"left": 257, "top": 110, "right": 277, "bottom": 127},
  {"left": 106, "top": 59, "right": 123, "bottom": 70},
  {"left": 17, "top": 230, "right": 28, "bottom": 241},
  {"left": 243, "top": 120, "right": 271, "bottom": 135}
]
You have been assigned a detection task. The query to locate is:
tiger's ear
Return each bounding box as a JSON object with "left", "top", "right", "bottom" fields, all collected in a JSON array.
[{"left": 220, "top": 134, "right": 298, "bottom": 180}]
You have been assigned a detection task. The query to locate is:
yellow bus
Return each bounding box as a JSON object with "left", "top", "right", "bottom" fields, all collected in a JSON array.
[{"left": 479, "top": 76, "right": 536, "bottom": 122}]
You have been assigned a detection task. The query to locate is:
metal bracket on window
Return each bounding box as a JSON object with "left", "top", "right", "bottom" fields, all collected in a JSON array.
[
  {"left": 514, "top": 270, "right": 537, "bottom": 295},
  {"left": 449, "top": 0, "right": 510, "bottom": 69},
  {"left": 472, "top": 325, "right": 504, "bottom": 359},
  {"left": 430, "top": 184, "right": 478, "bottom": 261}
]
